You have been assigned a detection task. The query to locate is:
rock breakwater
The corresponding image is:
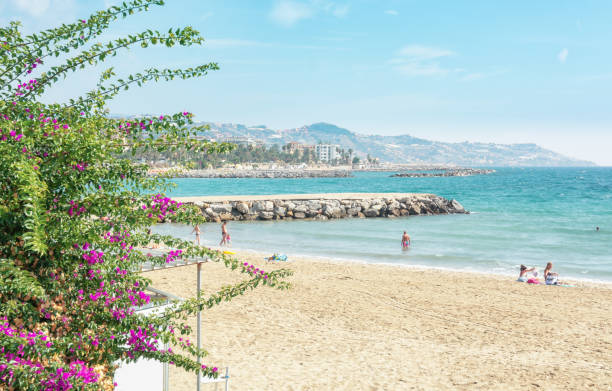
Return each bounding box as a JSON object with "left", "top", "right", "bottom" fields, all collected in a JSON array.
[
  {"left": 390, "top": 168, "right": 494, "bottom": 178},
  {"left": 176, "top": 193, "right": 467, "bottom": 222}
]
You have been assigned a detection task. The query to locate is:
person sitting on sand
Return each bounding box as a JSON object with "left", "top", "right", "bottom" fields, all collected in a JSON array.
[
  {"left": 401, "top": 231, "right": 411, "bottom": 249},
  {"left": 544, "top": 262, "right": 560, "bottom": 285},
  {"left": 517, "top": 264, "right": 536, "bottom": 282}
]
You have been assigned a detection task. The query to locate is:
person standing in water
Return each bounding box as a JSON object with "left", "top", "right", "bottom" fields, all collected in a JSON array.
[
  {"left": 401, "top": 231, "right": 411, "bottom": 249},
  {"left": 191, "top": 224, "right": 201, "bottom": 246},
  {"left": 220, "top": 221, "right": 230, "bottom": 246}
]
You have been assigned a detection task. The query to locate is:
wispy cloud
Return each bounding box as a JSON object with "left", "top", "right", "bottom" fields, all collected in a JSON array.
[
  {"left": 331, "top": 4, "right": 349, "bottom": 18},
  {"left": 384, "top": 10, "right": 398, "bottom": 16},
  {"left": 270, "top": 0, "right": 349, "bottom": 27},
  {"left": 270, "top": 1, "right": 313, "bottom": 27},
  {"left": 558, "top": 48, "right": 569, "bottom": 63},
  {"left": 391, "top": 45, "right": 456, "bottom": 76},
  {"left": 12, "top": 0, "right": 50, "bottom": 17},
  {"left": 10, "top": 0, "right": 75, "bottom": 20}
]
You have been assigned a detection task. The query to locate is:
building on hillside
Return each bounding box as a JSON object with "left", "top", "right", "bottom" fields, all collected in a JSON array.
[
  {"left": 315, "top": 144, "right": 341, "bottom": 162},
  {"left": 285, "top": 141, "right": 315, "bottom": 155},
  {"left": 219, "top": 136, "right": 264, "bottom": 148}
]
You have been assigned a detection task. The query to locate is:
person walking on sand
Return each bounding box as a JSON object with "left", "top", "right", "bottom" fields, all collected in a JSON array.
[
  {"left": 191, "top": 224, "right": 201, "bottom": 246},
  {"left": 220, "top": 221, "right": 230, "bottom": 246},
  {"left": 401, "top": 231, "right": 411, "bottom": 249}
]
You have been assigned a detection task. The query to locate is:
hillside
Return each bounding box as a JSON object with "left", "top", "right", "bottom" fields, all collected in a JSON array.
[{"left": 196, "top": 122, "right": 594, "bottom": 166}]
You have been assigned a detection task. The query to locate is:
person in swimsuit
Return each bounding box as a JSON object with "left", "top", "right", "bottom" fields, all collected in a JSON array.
[
  {"left": 401, "top": 231, "right": 411, "bottom": 249},
  {"left": 517, "top": 264, "right": 536, "bottom": 282},
  {"left": 191, "top": 224, "right": 201, "bottom": 246},
  {"left": 543, "top": 262, "right": 560, "bottom": 285},
  {"left": 220, "top": 221, "right": 229, "bottom": 246}
]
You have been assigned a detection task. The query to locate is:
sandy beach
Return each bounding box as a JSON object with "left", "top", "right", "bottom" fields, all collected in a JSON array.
[{"left": 147, "top": 251, "right": 612, "bottom": 390}]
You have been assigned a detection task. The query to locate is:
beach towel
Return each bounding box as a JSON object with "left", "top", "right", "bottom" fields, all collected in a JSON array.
[{"left": 266, "top": 254, "right": 288, "bottom": 262}]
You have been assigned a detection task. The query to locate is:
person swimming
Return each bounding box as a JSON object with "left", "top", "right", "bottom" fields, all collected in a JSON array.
[{"left": 401, "top": 231, "right": 411, "bottom": 249}]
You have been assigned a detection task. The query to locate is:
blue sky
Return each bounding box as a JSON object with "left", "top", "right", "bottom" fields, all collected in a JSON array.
[{"left": 2, "top": 0, "right": 611, "bottom": 165}]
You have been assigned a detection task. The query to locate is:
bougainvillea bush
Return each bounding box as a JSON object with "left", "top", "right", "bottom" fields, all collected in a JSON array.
[{"left": 0, "top": 1, "right": 291, "bottom": 389}]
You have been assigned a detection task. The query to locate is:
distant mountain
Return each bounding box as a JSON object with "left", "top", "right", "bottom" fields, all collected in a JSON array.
[{"left": 196, "top": 122, "right": 594, "bottom": 167}]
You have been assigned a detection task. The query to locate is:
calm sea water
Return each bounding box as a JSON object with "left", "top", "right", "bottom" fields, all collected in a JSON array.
[{"left": 158, "top": 168, "right": 612, "bottom": 282}]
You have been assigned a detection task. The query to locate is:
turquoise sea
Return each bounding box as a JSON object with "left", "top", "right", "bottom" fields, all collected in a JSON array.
[{"left": 158, "top": 168, "right": 612, "bottom": 282}]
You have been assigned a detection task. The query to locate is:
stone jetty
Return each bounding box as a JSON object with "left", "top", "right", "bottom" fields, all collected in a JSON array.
[
  {"left": 390, "top": 168, "right": 495, "bottom": 178},
  {"left": 175, "top": 193, "right": 467, "bottom": 222},
  {"left": 172, "top": 169, "right": 352, "bottom": 178}
]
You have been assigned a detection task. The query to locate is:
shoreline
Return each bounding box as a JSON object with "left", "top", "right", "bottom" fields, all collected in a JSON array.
[
  {"left": 206, "top": 246, "right": 612, "bottom": 288},
  {"left": 149, "top": 249, "right": 612, "bottom": 390}
]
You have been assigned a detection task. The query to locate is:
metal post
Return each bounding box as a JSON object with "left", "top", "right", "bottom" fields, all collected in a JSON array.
[
  {"left": 163, "top": 346, "right": 169, "bottom": 391},
  {"left": 196, "top": 262, "right": 202, "bottom": 391}
]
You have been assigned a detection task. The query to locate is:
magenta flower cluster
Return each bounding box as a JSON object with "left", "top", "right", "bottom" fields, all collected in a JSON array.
[
  {"left": 242, "top": 262, "right": 269, "bottom": 279},
  {"left": 14, "top": 79, "right": 38, "bottom": 97},
  {"left": 71, "top": 162, "right": 88, "bottom": 171},
  {"left": 165, "top": 249, "right": 183, "bottom": 263},
  {"left": 40, "top": 360, "right": 99, "bottom": 390},
  {"left": 68, "top": 200, "right": 87, "bottom": 217},
  {"left": 0, "top": 128, "right": 24, "bottom": 142},
  {"left": 25, "top": 58, "right": 43, "bottom": 74},
  {"left": 1, "top": 319, "right": 98, "bottom": 390},
  {"left": 142, "top": 194, "right": 183, "bottom": 221}
]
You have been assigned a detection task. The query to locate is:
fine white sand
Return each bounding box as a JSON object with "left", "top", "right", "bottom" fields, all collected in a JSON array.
[{"left": 147, "top": 251, "right": 612, "bottom": 390}]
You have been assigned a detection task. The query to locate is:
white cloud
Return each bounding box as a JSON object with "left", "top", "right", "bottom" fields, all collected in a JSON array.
[
  {"left": 332, "top": 4, "right": 349, "bottom": 18},
  {"left": 391, "top": 45, "right": 456, "bottom": 77},
  {"left": 270, "top": 1, "right": 314, "bottom": 27},
  {"left": 10, "top": 0, "right": 75, "bottom": 19},
  {"left": 11, "top": 0, "right": 50, "bottom": 16},
  {"left": 397, "top": 45, "right": 455, "bottom": 60},
  {"left": 384, "top": 10, "right": 398, "bottom": 16},
  {"left": 396, "top": 63, "right": 450, "bottom": 76},
  {"left": 558, "top": 48, "right": 569, "bottom": 63},
  {"left": 270, "top": 0, "right": 349, "bottom": 27}
]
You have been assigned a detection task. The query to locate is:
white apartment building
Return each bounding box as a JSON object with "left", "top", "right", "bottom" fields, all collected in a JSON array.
[{"left": 315, "top": 144, "right": 341, "bottom": 162}]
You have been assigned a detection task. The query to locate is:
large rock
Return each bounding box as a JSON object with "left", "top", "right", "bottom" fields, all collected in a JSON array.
[
  {"left": 408, "top": 204, "right": 421, "bottom": 215},
  {"left": 293, "top": 212, "right": 306, "bottom": 219},
  {"left": 346, "top": 207, "right": 361, "bottom": 217},
  {"left": 218, "top": 213, "right": 233, "bottom": 221},
  {"left": 258, "top": 211, "right": 274, "bottom": 220},
  {"left": 388, "top": 200, "right": 401, "bottom": 210},
  {"left": 252, "top": 201, "right": 267, "bottom": 212},
  {"left": 294, "top": 204, "right": 308, "bottom": 213},
  {"left": 323, "top": 206, "right": 343, "bottom": 218},
  {"left": 274, "top": 206, "right": 287, "bottom": 217},
  {"left": 364, "top": 208, "right": 379, "bottom": 217},
  {"left": 450, "top": 199, "right": 465, "bottom": 213},
  {"left": 236, "top": 202, "right": 249, "bottom": 214},
  {"left": 211, "top": 203, "right": 233, "bottom": 214}
]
